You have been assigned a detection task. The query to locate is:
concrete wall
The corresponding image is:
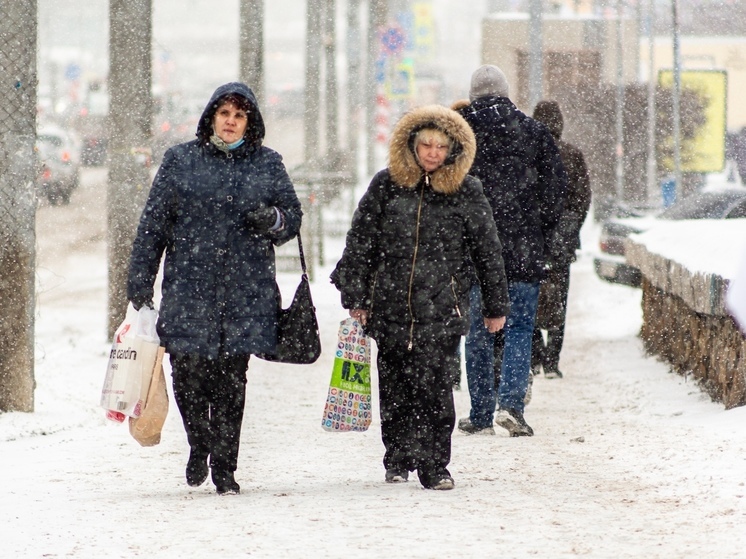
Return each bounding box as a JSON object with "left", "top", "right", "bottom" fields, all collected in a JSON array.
[{"left": 626, "top": 220, "right": 746, "bottom": 409}]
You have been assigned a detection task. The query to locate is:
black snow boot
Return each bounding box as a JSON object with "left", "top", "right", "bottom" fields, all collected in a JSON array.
[
  {"left": 213, "top": 469, "right": 240, "bottom": 495},
  {"left": 185, "top": 450, "right": 209, "bottom": 487}
]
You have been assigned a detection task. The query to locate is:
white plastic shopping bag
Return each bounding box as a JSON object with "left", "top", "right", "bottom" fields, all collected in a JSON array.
[
  {"left": 321, "top": 318, "right": 372, "bottom": 432},
  {"left": 100, "top": 303, "right": 161, "bottom": 421}
]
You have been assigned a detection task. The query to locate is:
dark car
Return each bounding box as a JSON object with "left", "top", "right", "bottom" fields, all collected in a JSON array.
[
  {"left": 36, "top": 125, "right": 81, "bottom": 205},
  {"left": 594, "top": 188, "right": 746, "bottom": 287}
]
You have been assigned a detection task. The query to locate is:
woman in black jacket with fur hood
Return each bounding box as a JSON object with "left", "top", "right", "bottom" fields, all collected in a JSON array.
[{"left": 331, "top": 105, "right": 509, "bottom": 490}]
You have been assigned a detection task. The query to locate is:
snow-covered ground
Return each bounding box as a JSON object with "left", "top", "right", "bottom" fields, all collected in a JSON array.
[{"left": 2, "top": 169, "right": 745, "bottom": 558}]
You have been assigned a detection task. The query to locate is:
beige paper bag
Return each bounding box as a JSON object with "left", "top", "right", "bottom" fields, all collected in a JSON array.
[{"left": 129, "top": 347, "right": 169, "bottom": 447}]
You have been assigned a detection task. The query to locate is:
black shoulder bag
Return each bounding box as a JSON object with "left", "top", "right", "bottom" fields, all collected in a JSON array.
[{"left": 257, "top": 233, "right": 321, "bottom": 364}]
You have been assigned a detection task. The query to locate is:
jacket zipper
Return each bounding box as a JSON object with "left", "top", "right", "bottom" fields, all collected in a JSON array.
[{"left": 406, "top": 176, "right": 427, "bottom": 351}]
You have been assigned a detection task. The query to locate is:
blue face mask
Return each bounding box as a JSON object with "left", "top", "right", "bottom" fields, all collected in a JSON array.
[
  {"left": 209, "top": 133, "right": 246, "bottom": 154},
  {"left": 227, "top": 138, "right": 245, "bottom": 150}
]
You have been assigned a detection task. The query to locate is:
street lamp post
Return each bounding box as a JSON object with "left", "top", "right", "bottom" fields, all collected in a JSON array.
[
  {"left": 614, "top": 0, "right": 625, "bottom": 202},
  {"left": 671, "top": 0, "right": 683, "bottom": 199},
  {"left": 646, "top": 0, "right": 658, "bottom": 204},
  {"left": 528, "top": 0, "right": 543, "bottom": 112}
]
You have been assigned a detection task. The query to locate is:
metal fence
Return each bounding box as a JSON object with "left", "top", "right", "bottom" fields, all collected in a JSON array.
[
  {"left": 275, "top": 159, "right": 354, "bottom": 282},
  {"left": 0, "top": 1, "right": 38, "bottom": 411}
]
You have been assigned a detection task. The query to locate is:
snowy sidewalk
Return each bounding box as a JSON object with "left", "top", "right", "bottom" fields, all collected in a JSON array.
[{"left": 2, "top": 174, "right": 745, "bottom": 558}]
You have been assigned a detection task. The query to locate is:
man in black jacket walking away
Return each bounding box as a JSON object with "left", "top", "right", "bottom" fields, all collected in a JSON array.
[
  {"left": 455, "top": 65, "right": 567, "bottom": 437},
  {"left": 531, "top": 100, "right": 592, "bottom": 380}
]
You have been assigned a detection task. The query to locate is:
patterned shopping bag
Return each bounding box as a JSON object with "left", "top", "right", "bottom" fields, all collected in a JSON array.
[{"left": 321, "top": 318, "right": 372, "bottom": 432}]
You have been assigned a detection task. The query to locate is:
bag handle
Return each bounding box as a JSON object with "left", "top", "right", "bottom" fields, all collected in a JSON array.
[
  {"left": 297, "top": 232, "right": 308, "bottom": 278},
  {"left": 144, "top": 347, "right": 166, "bottom": 406}
]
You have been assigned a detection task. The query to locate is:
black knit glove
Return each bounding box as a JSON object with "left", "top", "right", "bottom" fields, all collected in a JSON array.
[{"left": 245, "top": 204, "right": 277, "bottom": 232}]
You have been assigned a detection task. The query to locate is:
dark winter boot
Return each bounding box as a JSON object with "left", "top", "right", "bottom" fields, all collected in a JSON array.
[
  {"left": 385, "top": 468, "right": 409, "bottom": 483},
  {"left": 495, "top": 408, "right": 534, "bottom": 437},
  {"left": 432, "top": 475, "right": 455, "bottom": 490},
  {"left": 544, "top": 368, "right": 564, "bottom": 379},
  {"left": 185, "top": 449, "right": 209, "bottom": 487},
  {"left": 457, "top": 417, "right": 495, "bottom": 435},
  {"left": 419, "top": 469, "right": 455, "bottom": 490},
  {"left": 212, "top": 469, "right": 240, "bottom": 495}
]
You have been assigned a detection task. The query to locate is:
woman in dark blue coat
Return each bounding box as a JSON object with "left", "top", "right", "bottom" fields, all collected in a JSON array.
[{"left": 128, "top": 82, "right": 302, "bottom": 495}]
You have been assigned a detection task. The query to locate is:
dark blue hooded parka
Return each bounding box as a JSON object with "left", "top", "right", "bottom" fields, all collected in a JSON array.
[{"left": 127, "top": 82, "right": 302, "bottom": 358}]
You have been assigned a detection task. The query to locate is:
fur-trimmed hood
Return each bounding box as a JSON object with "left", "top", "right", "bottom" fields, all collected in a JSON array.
[
  {"left": 388, "top": 104, "right": 476, "bottom": 195},
  {"left": 450, "top": 99, "right": 471, "bottom": 112}
]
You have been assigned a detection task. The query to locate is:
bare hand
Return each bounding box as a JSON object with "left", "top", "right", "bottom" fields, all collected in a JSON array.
[
  {"left": 350, "top": 309, "right": 368, "bottom": 326},
  {"left": 484, "top": 316, "right": 506, "bottom": 333}
]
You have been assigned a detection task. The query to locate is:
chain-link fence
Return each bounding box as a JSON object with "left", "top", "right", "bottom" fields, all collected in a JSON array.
[{"left": 0, "top": 1, "right": 38, "bottom": 411}]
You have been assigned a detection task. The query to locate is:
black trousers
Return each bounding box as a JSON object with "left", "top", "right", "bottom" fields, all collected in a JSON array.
[
  {"left": 170, "top": 353, "right": 249, "bottom": 473},
  {"left": 376, "top": 333, "right": 459, "bottom": 487},
  {"left": 531, "top": 265, "right": 571, "bottom": 372}
]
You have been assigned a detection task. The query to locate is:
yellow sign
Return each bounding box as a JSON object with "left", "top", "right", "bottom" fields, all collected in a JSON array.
[
  {"left": 413, "top": 2, "right": 435, "bottom": 57},
  {"left": 658, "top": 69, "right": 727, "bottom": 173}
]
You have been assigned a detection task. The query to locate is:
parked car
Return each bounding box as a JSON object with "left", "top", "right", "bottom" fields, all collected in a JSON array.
[
  {"left": 594, "top": 188, "right": 746, "bottom": 287},
  {"left": 75, "top": 112, "right": 108, "bottom": 166},
  {"left": 36, "top": 124, "right": 81, "bottom": 205}
]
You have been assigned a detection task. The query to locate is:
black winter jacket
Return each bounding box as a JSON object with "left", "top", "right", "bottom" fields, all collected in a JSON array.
[
  {"left": 456, "top": 96, "right": 567, "bottom": 283},
  {"left": 532, "top": 100, "right": 592, "bottom": 267},
  {"left": 548, "top": 139, "right": 591, "bottom": 266},
  {"left": 331, "top": 105, "right": 510, "bottom": 348},
  {"left": 127, "top": 82, "right": 302, "bottom": 358}
]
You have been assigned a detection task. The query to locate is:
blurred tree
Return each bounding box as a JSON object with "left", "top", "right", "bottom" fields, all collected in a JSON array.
[
  {"left": 554, "top": 80, "right": 706, "bottom": 217},
  {"left": 239, "top": 0, "right": 264, "bottom": 103},
  {"left": 0, "top": 1, "right": 36, "bottom": 412},
  {"left": 108, "top": 0, "right": 153, "bottom": 337}
]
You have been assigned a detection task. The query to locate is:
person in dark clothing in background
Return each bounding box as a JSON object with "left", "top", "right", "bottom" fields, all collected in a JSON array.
[
  {"left": 331, "top": 105, "right": 509, "bottom": 490},
  {"left": 128, "top": 82, "right": 302, "bottom": 495},
  {"left": 531, "top": 100, "right": 592, "bottom": 379},
  {"left": 454, "top": 65, "right": 567, "bottom": 438},
  {"left": 730, "top": 127, "right": 746, "bottom": 184}
]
